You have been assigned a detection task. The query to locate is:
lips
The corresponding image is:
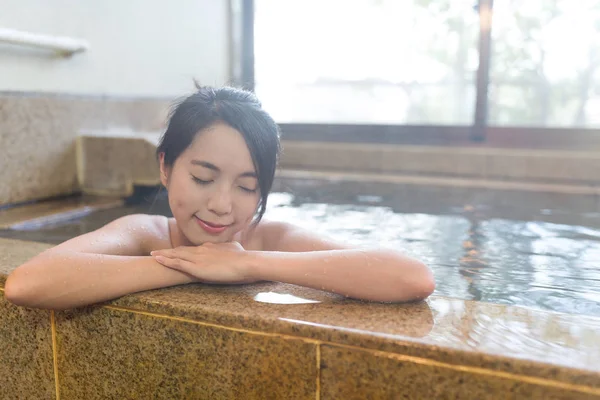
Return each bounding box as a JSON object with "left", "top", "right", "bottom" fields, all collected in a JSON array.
[{"left": 195, "top": 216, "right": 230, "bottom": 235}]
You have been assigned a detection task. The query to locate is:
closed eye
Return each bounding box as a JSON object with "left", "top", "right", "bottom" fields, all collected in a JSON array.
[
  {"left": 191, "top": 176, "right": 212, "bottom": 185},
  {"left": 239, "top": 186, "right": 258, "bottom": 193}
]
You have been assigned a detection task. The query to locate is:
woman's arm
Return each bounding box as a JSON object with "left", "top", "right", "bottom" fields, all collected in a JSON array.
[
  {"left": 149, "top": 220, "right": 435, "bottom": 303},
  {"left": 4, "top": 215, "right": 193, "bottom": 310},
  {"left": 248, "top": 221, "right": 435, "bottom": 302}
]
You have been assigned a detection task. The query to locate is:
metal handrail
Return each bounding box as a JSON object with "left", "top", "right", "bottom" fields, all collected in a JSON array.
[{"left": 0, "top": 28, "right": 88, "bottom": 56}]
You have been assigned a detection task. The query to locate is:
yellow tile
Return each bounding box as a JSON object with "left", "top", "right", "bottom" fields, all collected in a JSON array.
[
  {"left": 55, "top": 306, "right": 317, "bottom": 399},
  {"left": 0, "top": 294, "right": 56, "bottom": 399},
  {"left": 320, "top": 345, "right": 600, "bottom": 400}
]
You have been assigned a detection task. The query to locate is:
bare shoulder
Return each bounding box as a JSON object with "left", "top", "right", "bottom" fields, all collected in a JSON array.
[
  {"left": 244, "top": 219, "right": 349, "bottom": 252},
  {"left": 123, "top": 214, "right": 172, "bottom": 253},
  {"left": 49, "top": 213, "right": 170, "bottom": 256},
  {"left": 237, "top": 219, "right": 287, "bottom": 251}
]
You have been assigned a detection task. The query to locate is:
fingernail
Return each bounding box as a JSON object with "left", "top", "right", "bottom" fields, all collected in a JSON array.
[{"left": 150, "top": 251, "right": 156, "bottom": 256}]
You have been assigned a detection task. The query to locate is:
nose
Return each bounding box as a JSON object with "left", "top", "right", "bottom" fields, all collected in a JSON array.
[{"left": 207, "top": 185, "right": 232, "bottom": 216}]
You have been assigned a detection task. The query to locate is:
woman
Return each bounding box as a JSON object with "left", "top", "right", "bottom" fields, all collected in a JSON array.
[{"left": 5, "top": 85, "right": 435, "bottom": 310}]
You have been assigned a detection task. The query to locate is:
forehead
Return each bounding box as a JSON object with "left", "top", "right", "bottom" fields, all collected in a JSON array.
[{"left": 182, "top": 122, "right": 255, "bottom": 172}]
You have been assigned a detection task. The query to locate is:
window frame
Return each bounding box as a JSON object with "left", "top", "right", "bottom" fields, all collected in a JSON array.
[{"left": 232, "top": 0, "right": 600, "bottom": 151}]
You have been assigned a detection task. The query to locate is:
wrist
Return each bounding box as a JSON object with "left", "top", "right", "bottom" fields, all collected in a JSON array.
[
  {"left": 148, "top": 256, "right": 196, "bottom": 284},
  {"left": 244, "top": 251, "right": 266, "bottom": 281}
]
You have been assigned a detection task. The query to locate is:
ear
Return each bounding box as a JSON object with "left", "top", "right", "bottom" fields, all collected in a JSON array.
[{"left": 158, "top": 152, "right": 170, "bottom": 187}]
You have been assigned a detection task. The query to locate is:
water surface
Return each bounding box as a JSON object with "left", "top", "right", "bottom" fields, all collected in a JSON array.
[{"left": 2, "top": 178, "right": 599, "bottom": 316}]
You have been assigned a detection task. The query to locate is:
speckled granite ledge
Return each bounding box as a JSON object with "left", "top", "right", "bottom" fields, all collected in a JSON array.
[
  {"left": 77, "top": 132, "right": 162, "bottom": 197},
  {"left": 280, "top": 141, "right": 600, "bottom": 186},
  {"left": 1, "top": 238, "right": 599, "bottom": 399},
  {"left": 0, "top": 94, "right": 169, "bottom": 206},
  {"left": 75, "top": 134, "right": 600, "bottom": 199}
]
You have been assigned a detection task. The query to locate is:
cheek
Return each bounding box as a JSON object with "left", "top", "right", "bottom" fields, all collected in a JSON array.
[
  {"left": 169, "top": 180, "right": 201, "bottom": 215},
  {"left": 174, "top": 195, "right": 189, "bottom": 209},
  {"left": 168, "top": 196, "right": 186, "bottom": 218},
  {"left": 237, "top": 195, "right": 260, "bottom": 222}
]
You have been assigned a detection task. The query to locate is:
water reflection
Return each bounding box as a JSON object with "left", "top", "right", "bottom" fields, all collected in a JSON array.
[
  {"left": 479, "top": 219, "right": 600, "bottom": 315},
  {"left": 253, "top": 292, "right": 321, "bottom": 304},
  {"left": 265, "top": 190, "right": 600, "bottom": 317},
  {"left": 1, "top": 183, "right": 599, "bottom": 316},
  {"left": 426, "top": 297, "right": 600, "bottom": 371}
]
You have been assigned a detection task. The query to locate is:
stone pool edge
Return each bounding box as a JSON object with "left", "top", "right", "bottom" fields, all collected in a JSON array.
[{"left": 1, "top": 238, "right": 599, "bottom": 398}]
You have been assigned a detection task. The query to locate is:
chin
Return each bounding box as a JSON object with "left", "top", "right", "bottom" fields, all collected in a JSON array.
[
  {"left": 195, "top": 232, "right": 236, "bottom": 245},
  {"left": 204, "top": 236, "right": 231, "bottom": 244}
]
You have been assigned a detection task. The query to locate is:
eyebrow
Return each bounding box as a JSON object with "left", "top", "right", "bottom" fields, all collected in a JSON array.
[{"left": 191, "top": 160, "right": 257, "bottom": 178}]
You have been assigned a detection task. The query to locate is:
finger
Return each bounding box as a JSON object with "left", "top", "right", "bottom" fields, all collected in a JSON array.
[
  {"left": 175, "top": 246, "right": 200, "bottom": 252},
  {"left": 152, "top": 247, "right": 198, "bottom": 260},
  {"left": 151, "top": 247, "right": 193, "bottom": 256},
  {"left": 154, "top": 256, "right": 197, "bottom": 275},
  {"left": 150, "top": 249, "right": 175, "bottom": 257}
]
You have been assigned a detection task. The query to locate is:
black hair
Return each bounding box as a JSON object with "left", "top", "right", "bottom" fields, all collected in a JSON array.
[{"left": 157, "top": 84, "right": 281, "bottom": 223}]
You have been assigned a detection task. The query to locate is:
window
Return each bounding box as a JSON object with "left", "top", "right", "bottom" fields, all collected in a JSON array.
[
  {"left": 255, "top": 0, "right": 479, "bottom": 124},
  {"left": 489, "top": 0, "right": 600, "bottom": 127}
]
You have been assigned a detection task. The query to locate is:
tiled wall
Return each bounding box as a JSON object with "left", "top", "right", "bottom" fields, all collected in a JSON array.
[
  {"left": 1, "top": 291, "right": 597, "bottom": 399},
  {"left": 55, "top": 306, "right": 316, "bottom": 399},
  {"left": 0, "top": 291, "right": 56, "bottom": 399}
]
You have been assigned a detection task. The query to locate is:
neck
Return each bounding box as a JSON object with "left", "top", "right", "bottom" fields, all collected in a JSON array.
[{"left": 168, "top": 218, "right": 196, "bottom": 248}]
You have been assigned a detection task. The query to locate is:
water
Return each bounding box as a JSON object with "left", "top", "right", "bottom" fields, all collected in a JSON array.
[{"left": 2, "top": 178, "right": 599, "bottom": 316}]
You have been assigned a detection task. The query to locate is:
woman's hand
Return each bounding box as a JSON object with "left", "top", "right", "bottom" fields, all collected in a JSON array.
[{"left": 150, "top": 242, "right": 258, "bottom": 284}]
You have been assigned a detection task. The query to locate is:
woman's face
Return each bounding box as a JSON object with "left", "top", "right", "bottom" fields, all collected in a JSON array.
[{"left": 159, "top": 122, "right": 260, "bottom": 245}]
